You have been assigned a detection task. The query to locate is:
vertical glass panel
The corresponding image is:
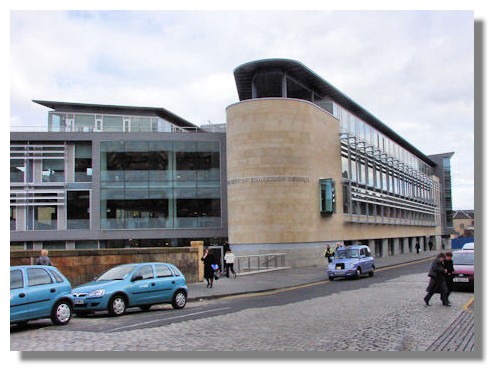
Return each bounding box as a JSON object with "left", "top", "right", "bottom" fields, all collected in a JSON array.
[
  {"left": 10, "top": 159, "right": 25, "bottom": 183},
  {"left": 34, "top": 206, "right": 57, "bottom": 230},
  {"left": 286, "top": 76, "right": 313, "bottom": 101},
  {"left": 368, "top": 165, "right": 374, "bottom": 187},
  {"left": 102, "top": 115, "right": 123, "bottom": 132},
  {"left": 253, "top": 71, "right": 284, "bottom": 98},
  {"left": 67, "top": 191, "right": 90, "bottom": 229},
  {"left": 319, "top": 178, "right": 335, "bottom": 215},
  {"left": 74, "top": 114, "right": 95, "bottom": 131},
  {"left": 42, "top": 159, "right": 64, "bottom": 182},
  {"left": 341, "top": 156, "right": 349, "bottom": 180},
  {"left": 130, "top": 117, "right": 152, "bottom": 132},
  {"left": 75, "top": 143, "right": 92, "bottom": 182}
]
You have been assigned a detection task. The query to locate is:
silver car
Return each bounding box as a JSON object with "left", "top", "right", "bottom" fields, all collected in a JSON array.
[{"left": 326, "top": 245, "right": 375, "bottom": 281}]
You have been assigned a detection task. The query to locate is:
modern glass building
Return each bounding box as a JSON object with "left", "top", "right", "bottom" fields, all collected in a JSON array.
[
  {"left": 10, "top": 101, "right": 227, "bottom": 250},
  {"left": 10, "top": 59, "right": 453, "bottom": 265}
]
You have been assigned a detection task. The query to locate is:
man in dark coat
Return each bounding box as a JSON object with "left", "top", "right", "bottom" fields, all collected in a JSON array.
[
  {"left": 424, "top": 253, "right": 450, "bottom": 306},
  {"left": 442, "top": 251, "right": 455, "bottom": 304}
]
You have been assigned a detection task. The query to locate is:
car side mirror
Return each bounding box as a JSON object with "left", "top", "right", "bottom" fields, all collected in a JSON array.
[{"left": 131, "top": 275, "right": 143, "bottom": 282}]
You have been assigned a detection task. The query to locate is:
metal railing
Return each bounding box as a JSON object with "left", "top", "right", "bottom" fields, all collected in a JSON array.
[{"left": 235, "top": 253, "right": 287, "bottom": 274}]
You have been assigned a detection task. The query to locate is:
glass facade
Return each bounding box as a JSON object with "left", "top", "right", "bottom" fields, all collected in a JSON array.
[
  {"left": 100, "top": 140, "right": 222, "bottom": 229},
  {"left": 48, "top": 112, "right": 186, "bottom": 133}
]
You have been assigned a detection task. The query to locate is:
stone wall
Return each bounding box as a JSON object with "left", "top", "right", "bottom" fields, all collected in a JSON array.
[{"left": 10, "top": 247, "right": 200, "bottom": 286}]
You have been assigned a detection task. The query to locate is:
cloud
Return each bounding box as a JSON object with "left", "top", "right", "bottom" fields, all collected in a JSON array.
[{"left": 9, "top": 10, "right": 474, "bottom": 209}]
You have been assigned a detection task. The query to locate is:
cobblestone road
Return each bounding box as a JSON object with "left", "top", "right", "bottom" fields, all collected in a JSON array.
[{"left": 10, "top": 272, "right": 473, "bottom": 351}]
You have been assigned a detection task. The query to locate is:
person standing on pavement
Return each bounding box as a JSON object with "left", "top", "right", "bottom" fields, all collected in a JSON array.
[
  {"left": 35, "top": 249, "right": 52, "bottom": 266},
  {"left": 201, "top": 248, "right": 216, "bottom": 288},
  {"left": 324, "top": 244, "right": 334, "bottom": 263},
  {"left": 415, "top": 240, "right": 421, "bottom": 255},
  {"left": 442, "top": 251, "right": 455, "bottom": 304},
  {"left": 424, "top": 253, "right": 450, "bottom": 306},
  {"left": 224, "top": 248, "right": 237, "bottom": 278}
]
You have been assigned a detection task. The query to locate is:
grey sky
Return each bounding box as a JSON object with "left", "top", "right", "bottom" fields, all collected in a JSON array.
[{"left": 9, "top": 10, "right": 474, "bottom": 209}]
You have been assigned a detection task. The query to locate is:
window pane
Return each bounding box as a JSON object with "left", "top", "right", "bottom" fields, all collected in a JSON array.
[
  {"left": 27, "top": 268, "right": 53, "bottom": 286},
  {"left": 156, "top": 264, "right": 173, "bottom": 278},
  {"left": 10, "top": 270, "right": 23, "bottom": 289},
  {"left": 67, "top": 191, "right": 90, "bottom": 229}
]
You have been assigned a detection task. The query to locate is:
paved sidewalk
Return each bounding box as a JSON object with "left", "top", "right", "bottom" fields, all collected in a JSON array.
[{"left": 188, "top": 249, "right": 442, "bottom": 301}]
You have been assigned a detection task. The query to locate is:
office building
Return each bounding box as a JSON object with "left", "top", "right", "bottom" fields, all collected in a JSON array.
[{"left": 10, "top": 59, "right": 453, "bottom": 265}]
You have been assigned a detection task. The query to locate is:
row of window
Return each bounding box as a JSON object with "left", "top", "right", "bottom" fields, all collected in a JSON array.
[
  {"left": 48, "top": 112, "right": 184, "bottom": 133},
  {"left": 341, "top": 155, "right": 436, "bottom": 202},
  {"left": 10, "top": 268, "right": 64, "bottom": 289}
]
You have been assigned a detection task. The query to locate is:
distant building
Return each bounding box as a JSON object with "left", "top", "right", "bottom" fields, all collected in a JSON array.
[
  {"left": 452, "top": 210, "right": 474, "bottom": 238},
  {"left": 10, "top": 58, "right": 455, "bottom": 265}
]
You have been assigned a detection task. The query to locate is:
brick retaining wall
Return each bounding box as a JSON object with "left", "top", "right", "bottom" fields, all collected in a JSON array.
[{"left": 10, "top": 247, "right": 200, "bottom": 286}]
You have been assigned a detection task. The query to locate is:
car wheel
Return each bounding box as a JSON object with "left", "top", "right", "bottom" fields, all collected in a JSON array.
[
  {"left": 368, "top": 266, "right": 375, "bottom": 277},
  {"left": 356, "top": 268, "right": 362, "bottom": 279},
  {"left": 328, "top": 276, "right": 335, "bottom": 281},
  {"left": 51, "top": 300, "right": 72, "bottom": 325},
  {"left": 140, "top": 305, "right": 152, "bottom": 311},
  {"left": 108, "top": 295, "right": 127, "bottom": 316},
  {"left": 172, "top": 290, "right": 187, "bottom": 309}
]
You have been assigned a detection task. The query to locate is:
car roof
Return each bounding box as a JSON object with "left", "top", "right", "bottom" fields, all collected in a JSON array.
[
  {"left": 337, "top": 245, "right": 366, "bottom": 250},
  {"left": 10, "top": 265, "right": 57, "bottom": 270},
  {"left": 452, "top": 250, "right": 474, "bottom": 254}
]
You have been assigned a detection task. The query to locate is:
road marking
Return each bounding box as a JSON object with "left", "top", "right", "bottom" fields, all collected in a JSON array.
[
  {"left": 463, "top": 296, "right": 474, "bottom": 311},
  {"left": 102, "top": 307, "right": 231, "bottom": 333}
]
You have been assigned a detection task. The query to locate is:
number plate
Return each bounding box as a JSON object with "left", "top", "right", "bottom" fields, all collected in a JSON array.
[
  {"left": 74, "top": 298, "right": 84, "bottom": 305},
  {"left": 453, "top": 277, "right": 469, "bottom": 283}
]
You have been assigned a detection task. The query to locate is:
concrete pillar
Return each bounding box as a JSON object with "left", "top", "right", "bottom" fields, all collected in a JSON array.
[
  {"left": 402, "top": 238, "right": 409, "bottom": 255},
  {"left": 368, "top": 240, "right": 376, "bottom": 255},
  {"left": 190, "top": 240, "right": 204, "bottom": 282},
  {"left": 393, "top": 238, "right": 400, "bottom": 255},
  {"left": 381, "top": 238, "right": 389, "bottom": 258}
]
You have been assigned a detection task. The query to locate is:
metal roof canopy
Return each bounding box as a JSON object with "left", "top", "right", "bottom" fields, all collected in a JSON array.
[
  {"left": 234, "top": 58, "right": 436, "bottom": 167},
  {"left": 33, "top": 100, "right": 200, "bottom": 131}
]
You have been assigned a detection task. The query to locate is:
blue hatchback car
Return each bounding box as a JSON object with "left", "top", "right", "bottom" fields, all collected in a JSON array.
[
  {"left": 71, "top": 262, "right": 189, "bottom": 316},
  {"left": 10, "top": 265, "right": 74, "bottom": 326},
  {"left": 326, "top": 245, "right": 375, "bottom": 281}
]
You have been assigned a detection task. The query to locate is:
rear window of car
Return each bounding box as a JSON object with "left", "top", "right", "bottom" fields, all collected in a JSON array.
[
  {"left": 10, "top": 270, "right": 24, "bottom": 289},
  {"left": 27, "top": 268, "right": 53, "bottom": 286},
  {"left": 155, "top": 264, "right": 173, "bottom": 278},
  {"left": 49, "top": 269, "right": 64, "bottom": 283}
]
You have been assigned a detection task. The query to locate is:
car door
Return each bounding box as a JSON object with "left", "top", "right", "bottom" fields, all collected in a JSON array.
[
  {"left": 127, "top": 265, "right": 156, "bottom": 306},
  {"left": 25, "top": 267, "right": 57, "bottom": 319},
  {"left": 363, "top": 247, "right": 374, "bottom": 271},
  {"left": 153, "top": 264, "right": 177, "bottom": 303},
  {"left": 359, "top": 248, "right": 369, "bottom": 272},
  {"left": 10, "top": 269, "right": 28, "bottom": 322}
]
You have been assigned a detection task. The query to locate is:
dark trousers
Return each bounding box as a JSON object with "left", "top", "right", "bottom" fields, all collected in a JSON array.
[
  {"left": 442, "top": 277, "right": 453, "bottom": 302},
  {"left": 425, "top": 277, "right": 449, "bottom": 304},
  {"left": 225, "top": 263, "right": 235, "bottom": 277}
]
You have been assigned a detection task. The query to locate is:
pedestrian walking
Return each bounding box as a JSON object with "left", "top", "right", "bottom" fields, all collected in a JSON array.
[
  {"left": 324, "top": 244, "right": 334, "bottom": 263},
  {"left": 224, "top": 248, "right": 237, "bottom": 278},
  {"left": 415, "top": 240, "right": 421, "bottom": 255},
  {"left": 424, "top": 253, "right": 450, "bottom": 306},
  {"left": 201, "top": 248, "right": 216, "bottom": 288},
  {"left": 428, "top": 240, "right": 433, "bottom": 251},
  {"left": 442, "top": 251, "right": 455, "bottom": 304},
  {"left": 35, "top": 249, "right": 52, "bottom": 266}
]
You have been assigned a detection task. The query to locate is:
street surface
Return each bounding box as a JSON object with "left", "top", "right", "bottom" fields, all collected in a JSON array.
[{"left": 10, "top": 261, "right": 474, "bottom": 351}]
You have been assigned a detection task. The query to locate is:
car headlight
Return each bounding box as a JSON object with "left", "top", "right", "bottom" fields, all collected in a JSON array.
[{"left": 88, "top": 289, "right": 105, "bottom": 297}]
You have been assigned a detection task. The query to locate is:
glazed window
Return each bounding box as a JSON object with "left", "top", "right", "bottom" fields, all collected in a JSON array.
[{"left": 320, "top": 178, "right": 335, "bottom": 215}]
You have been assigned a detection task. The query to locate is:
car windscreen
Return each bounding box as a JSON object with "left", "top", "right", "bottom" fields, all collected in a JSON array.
[
  {"left": 97, "top": 265, "right": 137, "bottom": 281},
  {"left": 335, "top": 249, "right": 359, "bottom": 259},
  {"left": 452, "top": 253, "right": 474, "bottom": 266}
]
